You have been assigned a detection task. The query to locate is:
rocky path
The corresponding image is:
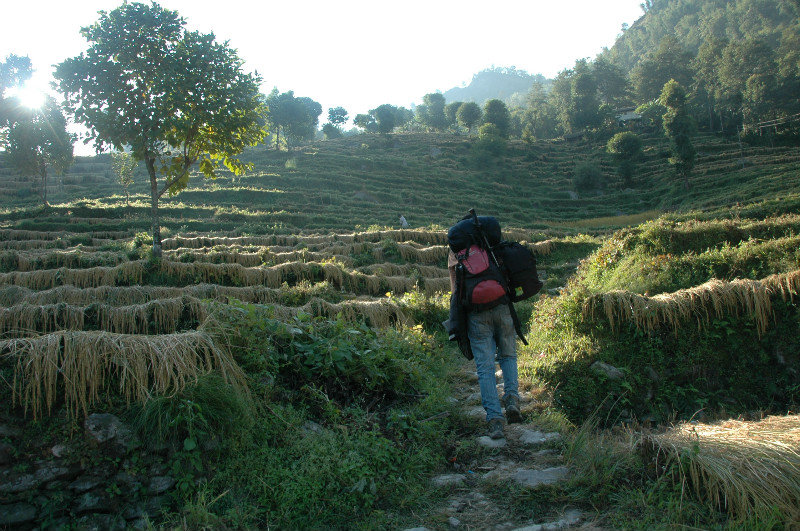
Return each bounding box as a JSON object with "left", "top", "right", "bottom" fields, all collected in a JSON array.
[{"left": 404, "top": 361, "right": 594, "bottom": 531}]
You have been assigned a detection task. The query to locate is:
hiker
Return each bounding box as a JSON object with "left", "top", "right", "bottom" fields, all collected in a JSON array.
[
  {"left": 399, "top": 214, "right": 409, "bottom": 229},
  {"left": 448, "top": 218, "right": 522, "bottom": 440}
]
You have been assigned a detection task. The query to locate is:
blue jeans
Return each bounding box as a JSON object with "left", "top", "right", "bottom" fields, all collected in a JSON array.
[{"left": 467, "top": 304, "right": 519, "bottom": 421}]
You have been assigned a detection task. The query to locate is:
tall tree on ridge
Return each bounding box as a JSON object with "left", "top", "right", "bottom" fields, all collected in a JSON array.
[
  {"left": 456, "top": 102, "right": 481, "bottom": 135},
  {"left": 483, "top": 99, "right": 510, "bottom": 138}
]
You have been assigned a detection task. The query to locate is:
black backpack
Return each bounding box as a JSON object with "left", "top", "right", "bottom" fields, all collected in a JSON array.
[{"left": 494, "top": 241, "right": 544, "bottom": 302}]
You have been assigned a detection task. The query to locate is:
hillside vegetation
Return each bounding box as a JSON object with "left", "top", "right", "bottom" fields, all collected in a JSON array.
[{"left": 2, "top": 132, "right": 799, "bottom": 235}]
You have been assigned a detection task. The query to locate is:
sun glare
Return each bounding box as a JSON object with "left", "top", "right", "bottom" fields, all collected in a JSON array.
[{"left": 8, "top": 83, "right": 46, "bottom": 109}]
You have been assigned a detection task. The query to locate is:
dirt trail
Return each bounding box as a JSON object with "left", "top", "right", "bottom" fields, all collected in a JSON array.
[{"left": 406, "top": 360, "right": 597, "bottom": 531}]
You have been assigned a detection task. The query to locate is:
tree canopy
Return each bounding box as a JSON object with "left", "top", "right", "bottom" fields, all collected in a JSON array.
[
  {"left": 5, "top": 96, "right": 74, "bottom": 206},
  {"left": 54, "top": 1, "right": 266, "bottom": 253}
]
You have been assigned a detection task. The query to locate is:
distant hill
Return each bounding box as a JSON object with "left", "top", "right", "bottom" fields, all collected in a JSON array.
[{"left": 442, "top": 67, "right": 551, "bottom": 106}]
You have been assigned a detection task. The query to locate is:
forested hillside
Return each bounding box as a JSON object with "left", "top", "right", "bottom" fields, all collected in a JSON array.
[{"left": 507, "top": 0, "right": 800, "bottom": 140}]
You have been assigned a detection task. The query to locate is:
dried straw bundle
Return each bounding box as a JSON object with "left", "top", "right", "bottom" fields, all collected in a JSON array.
[
  {"left": 11, "top": 250, "right": 128, "bottom": 272},
  {"left": 0, "top": 262, "right": 146, "bottom": 290},
  {"left": 1, "top": 329, "right": 246, "bottom": 418},
  {"left": 97, "top": 296, "right": 208, "bottom": 334},
  {"left": 0, "top": 303, "right": 85, "bottom": 335},
  {"left": 358, "top": 263, "right": 448, "bottom": 278},
  {"left": 531, "top": 240, "right": 554, "bottom": 256},
  {"left": 306, "top": 298, "right": 408, "bottom": 327},
  {"left": 423, "top": 277, "right": 452, "bottom": 296},
  {"left": 0, "top": 239, "right": 68, "bottom": 251},
  {"left": 584, "top": 269, "right": 800, "bottom": 336},
  {"left": 396, "top": 243, "right": 448, "bottom": 264},
  {"left": 0, "top": 229, "right": 128, "bottom": 241},
  {"left": 163, "top": 250, "right": 263, "bottom": 268},
  {"left": 640, "top": 415, "right": 800, "bottom": 521}
]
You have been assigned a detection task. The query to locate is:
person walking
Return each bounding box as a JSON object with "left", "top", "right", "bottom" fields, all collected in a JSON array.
[{"left": 448, "top": 248, "right": 522, "bottom": 440}]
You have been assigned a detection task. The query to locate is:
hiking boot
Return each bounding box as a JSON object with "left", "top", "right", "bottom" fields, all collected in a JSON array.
[
  {"left": 504, "top": 395, "right": 523, "bottom": 424},
  {"left": 487, "top": 418, "right": 505, "bottom": 439}
]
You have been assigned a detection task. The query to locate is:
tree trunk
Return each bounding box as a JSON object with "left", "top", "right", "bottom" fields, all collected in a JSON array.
[
  {"left": 40, "top": 168, "right": 48, "bottom": 207},
  {"left": 146, "top": 157, "right": 162, "bottom": 258},
  {"left": 275, "top": 127, "right": 281, "bottom": 151}
]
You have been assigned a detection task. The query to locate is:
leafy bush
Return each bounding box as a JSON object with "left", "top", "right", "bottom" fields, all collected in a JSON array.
[
  {"left": 211, "top": 301, "right": 447, "bottom": 403},
  {"left": 573, "top": 161, "right": 604, "bottom": 191}
]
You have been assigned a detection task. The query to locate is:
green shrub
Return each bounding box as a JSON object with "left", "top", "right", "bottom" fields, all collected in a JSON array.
[{"left": 573, "top": 161, "right": 604, "bottom": 191}]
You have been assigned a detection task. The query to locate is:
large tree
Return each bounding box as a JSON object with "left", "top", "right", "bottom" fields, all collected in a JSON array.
[
  {"left": 417, "top": 92, "right": 447, "bottom": 131},
  {"left": 483, "top": 99, "right": 510, "bottom": 138},
  {"left": 265, "top": 90, "right": 321, "bottom": 150},
  {"left": 456, "top": 102, "right": 481, "bottom": 135},
  {"left": 55, "top": 2, "right": 266, "bottom": 255},
  {"left": 370, "top": 104, "right": 398, "bottom": 135},
  {"left": 0, "top": 54, "right": 33, "bottom": 144},
  {"left": 660, "top": 80, "right": 696, "bottom": 190},
  {"left": 6, "top": 96, "right": 74, "bottom": 206}
]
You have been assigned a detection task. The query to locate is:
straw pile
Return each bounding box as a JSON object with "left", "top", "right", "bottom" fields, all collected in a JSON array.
[
  {"left": 0, "top": 283, "right": 340, "bottom": 307},
  {"left": 0, "top": 262, "right": 146, "bottom": 290},
  {"left": 162, "top": 228, "right": 448, "bottom": 250},
  {"left": 10, "top": 250, "right": 128, "bottom": 272},
  {"left": 0, "top": 297, "right": 208, "bottom": 336},
  {"left": 0, "top": 329, "right": 246, "bottom": 418},
  {"left": 531, "top": 240, "right": 554, "bottom": 256},
  {"left": 246, "top": 297, "right": 408, "bottom": 327},
  {"left": 640, "top": 415, "right": 800, "bottom": 521},
  {"left": 583, "top": 270, "right": 800, "bottom": 336},
  {"left": 0, "top": 229, "right": 128, "bottom": 241},
  {"left": 0, "top": 239, "right": 69, "bottom": 251}
]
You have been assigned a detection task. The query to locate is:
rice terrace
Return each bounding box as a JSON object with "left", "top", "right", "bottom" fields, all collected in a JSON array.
[{"left": 1, "top": 0, "right": 800, "bottom": 529}]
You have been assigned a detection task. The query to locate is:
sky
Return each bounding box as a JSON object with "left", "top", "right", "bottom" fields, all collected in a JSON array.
[{"left": 2, "top": 0, "right": 643, "bottom": 155}]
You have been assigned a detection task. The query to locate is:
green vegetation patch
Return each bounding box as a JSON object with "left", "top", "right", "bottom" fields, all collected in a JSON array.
[{"left": 521, "top": 215, "right": 800, "bottom": 426}]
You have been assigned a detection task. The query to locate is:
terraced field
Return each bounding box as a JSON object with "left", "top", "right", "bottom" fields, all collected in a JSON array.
[
  {"left": 2, "top": 131, "right": 799, "bottom": 528},
  {"left": 2, "top": 132, "right": 799, "bottom": 235}
]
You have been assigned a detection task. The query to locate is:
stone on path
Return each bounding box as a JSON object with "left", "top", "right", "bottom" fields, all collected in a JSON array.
[
  {"left": 512, "top": 467, "right": 569, "bottom": 488},
  {"left": 466, "top": 406, "right": 486, "bottom": 420},
  {"left": 0, "top": 502, "right": 37, "bottom": 526},
  {"left": 431, "top": 474, "right": 466, "bottom": 488},
  {"left": 477, "top": 436, "right": 507, "bottom": 448},
  {"left": 448, "top": 516, "right": 461, "bottom": 527},
  {"left": 511, "top": 508, "right": 583, "bottom": 531},
  {"left": 517, "top": 429, "right": 561, "bottom": 447},
  {"left": 464, "top": 392, "right": 481, "bottom": 404}
]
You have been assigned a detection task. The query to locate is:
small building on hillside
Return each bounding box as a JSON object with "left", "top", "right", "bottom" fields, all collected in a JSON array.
[{"left": 615, "top": 107, "right": 642, "bottom": 129}]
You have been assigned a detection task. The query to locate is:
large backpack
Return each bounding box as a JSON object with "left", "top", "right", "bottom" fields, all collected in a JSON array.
[{"left": 455, "top": 244, "right": 508, "bottom": 312}]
